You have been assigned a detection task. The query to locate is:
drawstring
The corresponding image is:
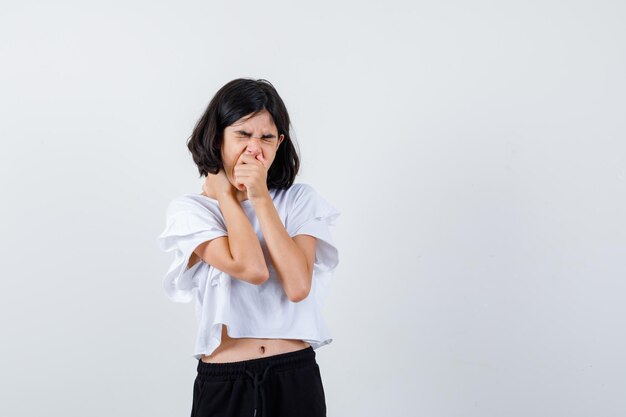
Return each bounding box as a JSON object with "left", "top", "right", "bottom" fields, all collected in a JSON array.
[{"left": 244, "top": 361, "right": 275, "bottom": 417}]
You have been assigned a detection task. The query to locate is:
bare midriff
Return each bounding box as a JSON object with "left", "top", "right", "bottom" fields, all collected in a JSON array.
[{"left": 200, "top": 324, "right": 311, "bottom": 363}]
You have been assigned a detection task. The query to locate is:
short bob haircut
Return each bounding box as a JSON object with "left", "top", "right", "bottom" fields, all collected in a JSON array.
[{"left": 187, "top": 78, "right": 300, "bottom": 190}]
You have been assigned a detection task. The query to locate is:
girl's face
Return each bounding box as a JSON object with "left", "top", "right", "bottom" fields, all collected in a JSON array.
[{"left": 221, "top": 109, "right": 284, "bottom": 189}]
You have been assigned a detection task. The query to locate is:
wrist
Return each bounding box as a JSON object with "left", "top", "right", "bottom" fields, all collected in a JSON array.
[
  {"left": 216, "top": 190, "right": 237, "bottom": 203},
  {"left": 250, "top": 192, "right": 273, "bottom": 206}
]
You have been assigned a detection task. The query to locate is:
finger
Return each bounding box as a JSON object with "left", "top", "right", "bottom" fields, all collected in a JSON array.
[
  {"left": 234, "top": 167, "right": 260, "bottom": 179},
  {"left": 240, "top": 153, "right": 265, "bottom": 167},
  {"left": 236, "top": 176, "right": 248, "bottom": 190},
  {"left": 256, "top": 153, "right": 268, "bottom": 168}
]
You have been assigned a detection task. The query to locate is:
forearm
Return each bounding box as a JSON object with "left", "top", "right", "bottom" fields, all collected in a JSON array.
[
  {"left": 252, "top": 195, "right": 309, "bottom": 299},
  {"left": 217, "top": 192, "right": 268, "bottom": 279}
]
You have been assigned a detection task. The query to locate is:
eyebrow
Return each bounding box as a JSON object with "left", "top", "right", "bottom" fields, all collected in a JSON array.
[{"left": 234, "top": 130, "right": 276, "bottom": 139}]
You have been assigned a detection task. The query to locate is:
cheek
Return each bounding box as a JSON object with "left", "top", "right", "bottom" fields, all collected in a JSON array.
[
  {"left": 221, "top": 141, "right": 239, "bottom": 160},
  {"left": 221, "top": 149, "right": 241, "bottom": 167}
]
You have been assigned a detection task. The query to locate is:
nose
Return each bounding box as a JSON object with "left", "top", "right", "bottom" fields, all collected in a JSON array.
[
  {"left": 245, "top": 138, "right": 263, "bottom": 156},
  {"left": 246, "top": 146, "right": 260, "bottom": 155}
]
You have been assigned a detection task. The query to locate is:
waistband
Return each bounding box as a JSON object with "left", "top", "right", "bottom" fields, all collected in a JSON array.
[{"left": 196, "top": 345, "right": 316, "bottom": 379}]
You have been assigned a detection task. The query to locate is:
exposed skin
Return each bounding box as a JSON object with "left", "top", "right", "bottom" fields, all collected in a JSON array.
[{"left": 193, "top": 109, "right": 316, "bottom": 363}]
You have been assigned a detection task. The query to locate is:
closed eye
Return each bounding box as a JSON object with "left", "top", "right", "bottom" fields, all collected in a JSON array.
[{"left": 234, "top": 130, "right": 276, "bottom": 140}]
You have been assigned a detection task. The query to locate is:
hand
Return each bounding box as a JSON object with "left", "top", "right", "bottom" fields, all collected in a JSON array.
[
  {"left": 203, "top": 167, "right": 234, "bottom": 199},
  {"left": 233, "top": 152, "right": 270, "bottom": 201}
]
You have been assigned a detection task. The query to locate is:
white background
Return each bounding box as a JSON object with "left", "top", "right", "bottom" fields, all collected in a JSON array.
[{"left": 1, "top": 1, "right": 625, "bottom": 416}]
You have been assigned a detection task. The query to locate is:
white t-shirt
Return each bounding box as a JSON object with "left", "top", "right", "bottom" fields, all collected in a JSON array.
[{"left": 156, "top": 182, "right": 341, "bottom": 360}]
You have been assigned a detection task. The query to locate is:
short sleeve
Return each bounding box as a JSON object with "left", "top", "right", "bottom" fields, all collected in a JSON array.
[
  {"left": 286, "top": 184, "right": 341, "bottom": 274},
  {"left": 156, "top": 197, "right": 227, "bottom": 303}
]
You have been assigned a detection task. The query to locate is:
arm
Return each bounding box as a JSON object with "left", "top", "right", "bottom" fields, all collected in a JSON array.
[
  {"left": 192, "top": 192, "right": 269, "bottom": 285},
  {"left": 253, "top": 195, "right": 316, "bottom": 302}
]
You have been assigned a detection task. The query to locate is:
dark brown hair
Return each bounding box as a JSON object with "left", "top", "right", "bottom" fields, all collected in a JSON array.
[{"left": 187, "top": 78, "right": 300, "bottom": 190}]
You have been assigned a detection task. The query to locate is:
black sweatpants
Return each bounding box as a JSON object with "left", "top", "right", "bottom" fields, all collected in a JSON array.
[{"left": 191, "top": 346, "right": 327, "bottom": 417}]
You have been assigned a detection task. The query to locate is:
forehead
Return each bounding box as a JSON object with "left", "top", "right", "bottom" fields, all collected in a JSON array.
[{"left": 228, "top": 110, "right": 276, "bottom": 131}]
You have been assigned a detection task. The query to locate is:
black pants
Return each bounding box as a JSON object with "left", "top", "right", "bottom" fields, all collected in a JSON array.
[{"left": 191, "top": 346, "right": 327, "bottom": 417}]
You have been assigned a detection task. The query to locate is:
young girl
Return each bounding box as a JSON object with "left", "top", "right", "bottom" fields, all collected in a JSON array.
[{"left": 157, "top": 78, "right": 341, "bottom": 417}]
